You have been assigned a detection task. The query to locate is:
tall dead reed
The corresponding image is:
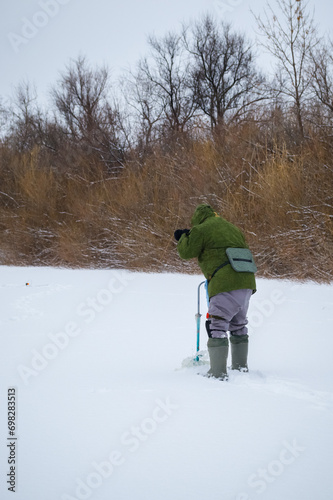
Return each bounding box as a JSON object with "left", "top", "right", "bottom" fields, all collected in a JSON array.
[{"left": 0, "top": 129, "right": 332, "bottom": 282}]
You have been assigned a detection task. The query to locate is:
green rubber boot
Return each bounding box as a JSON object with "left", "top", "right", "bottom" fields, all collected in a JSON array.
[
  {"left": 207, "top": 338, "right": 229, "bottom": 380},
  {"left": 230, "top": 334, "right": 249, "bottom": 372}
]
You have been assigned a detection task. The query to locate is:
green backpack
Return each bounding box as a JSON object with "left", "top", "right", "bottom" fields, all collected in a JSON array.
[
  {"left": 209, "top": 247, "right": 257, "bottom": 282},
  {"left": 226, "top": 248, "right": 257, "bottom": 273}
]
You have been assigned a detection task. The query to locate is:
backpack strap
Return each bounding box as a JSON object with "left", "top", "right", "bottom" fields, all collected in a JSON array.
[{"left": 208, "top": 261, "right": 230, "bottom": 282}]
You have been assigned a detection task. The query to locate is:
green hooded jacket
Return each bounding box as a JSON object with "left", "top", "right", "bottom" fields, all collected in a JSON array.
[{"left": 177, "top": 204, "right": 256, "bottom": 298}]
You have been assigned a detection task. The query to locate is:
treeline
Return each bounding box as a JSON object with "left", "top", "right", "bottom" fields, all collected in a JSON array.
[{"left": 0, "top": 2, "right": 333, "bottom": 281}]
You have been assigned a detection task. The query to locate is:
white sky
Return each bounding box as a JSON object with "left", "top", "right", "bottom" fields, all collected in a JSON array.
[{"left": 1, "top": 0, "right": 332, "bottom": 105}]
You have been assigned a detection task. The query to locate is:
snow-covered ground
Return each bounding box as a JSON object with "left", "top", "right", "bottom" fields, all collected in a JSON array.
[{"left": 1, "top": 266, "right": 333, "bottom": 500}]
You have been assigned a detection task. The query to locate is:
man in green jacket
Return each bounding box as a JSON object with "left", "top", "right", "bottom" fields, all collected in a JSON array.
[{"left": 174, "top": 204, "right": 256, "bottom": 380}]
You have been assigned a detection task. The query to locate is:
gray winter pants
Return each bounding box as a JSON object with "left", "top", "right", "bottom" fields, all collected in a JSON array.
[{"left": 206, "top": 289, "right": 252, "bottom": 339}]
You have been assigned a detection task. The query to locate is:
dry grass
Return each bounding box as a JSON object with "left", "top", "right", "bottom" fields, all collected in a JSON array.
[{"left": 0, "top": 129, "right": 332, "bottom": 282}]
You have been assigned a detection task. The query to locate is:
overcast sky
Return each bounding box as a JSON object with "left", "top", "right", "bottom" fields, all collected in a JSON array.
[{"left": 1, "top": 0, "right": 332, "bottom": 105}]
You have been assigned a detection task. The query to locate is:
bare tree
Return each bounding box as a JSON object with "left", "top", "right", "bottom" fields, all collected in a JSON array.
[
  {"left": 121, "top": 66, "right": 163, "bottom": 150},
  {"left": 133, "top": 31, "right": 197, "bottom": 137},
  {"left": 310, "top": 39, "right": 333, "bottom": 117},
  {"left": 6, "top": 81, "right": 45, "bottom": 151},
  {"left": 0, "top": 82, "right": 67, "bottom": 158},
  {"left": 183, "top": 15, "right": 265, "bottom": 130},
  {"left": 51, "top": 56, "right": 125, "bottom": 169},
  {"left": 52, "top": 56, "right": 108, "bottom": 139},
  {"left": 0, "top": 97, "right": 9, "bottom": 142},
  {"left": 253, "top": 0, "right": 319, "bottom": 139}
]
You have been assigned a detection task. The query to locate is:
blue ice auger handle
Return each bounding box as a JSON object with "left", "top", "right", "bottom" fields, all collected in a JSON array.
[{"left": 195, "top": 281, "right": 206, "bottom": 361}]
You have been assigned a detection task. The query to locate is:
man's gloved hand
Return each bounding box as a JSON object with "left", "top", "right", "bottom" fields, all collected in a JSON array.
[{"left": 174, "top": 229, "right": 190, "bottom": 241}]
